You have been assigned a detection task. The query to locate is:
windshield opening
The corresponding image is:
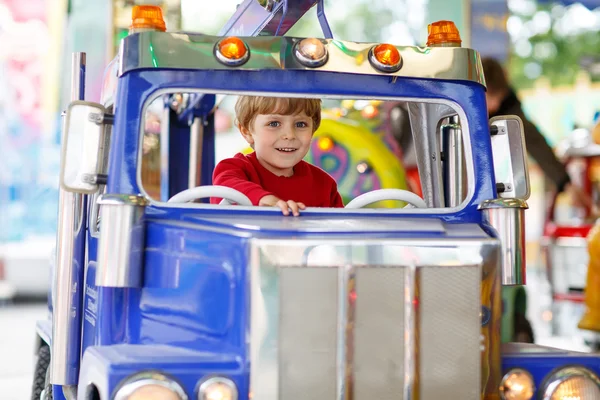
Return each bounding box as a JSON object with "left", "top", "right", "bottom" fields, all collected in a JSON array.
[{"left": 138, "top": 91, "right": 473, "bottom": 213}]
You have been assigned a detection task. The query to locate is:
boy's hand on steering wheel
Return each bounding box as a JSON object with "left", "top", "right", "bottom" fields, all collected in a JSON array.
[{"left": 259, "top": 195, "right": 306, "bottom": 216}]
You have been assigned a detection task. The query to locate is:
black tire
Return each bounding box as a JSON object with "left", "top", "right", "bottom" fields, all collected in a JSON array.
[
  {"left": 513, "top": 313, "right": 535, "bottom": 343},
  {"left": 31, "top": 344, "right": 50, "bottom": 400},
  {"left": 43, "top": 366, "right": 53, "bottom": 400}
]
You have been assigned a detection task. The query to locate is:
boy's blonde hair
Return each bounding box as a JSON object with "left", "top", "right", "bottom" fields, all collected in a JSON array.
[{"left": 235, "top": 96, "right": 322, "bottom": 132}]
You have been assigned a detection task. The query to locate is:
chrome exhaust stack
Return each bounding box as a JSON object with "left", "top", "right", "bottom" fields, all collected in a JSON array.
[
  {"left": 51, "top": 52, "right": 87, "bottom": 387},
  {"left": 96, "top": 194, "right": 149, "bottom": 288},
  {"left": 479, "top": 198, "right": 528, "bottom": 285},
  {"left": 482, "top": 115, "right": 531, "bottom": 286}
]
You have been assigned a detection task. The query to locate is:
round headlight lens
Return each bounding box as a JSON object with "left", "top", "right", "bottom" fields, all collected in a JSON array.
[
  {"left": 550, "top": 376, "right": 600, "bottom": 399},
  {"left": 294, "top": 38, "right": 328, "bottom": 68},
  {"left": 126, "top": 384, "right": 183, "bottom": 400},
  {"left": 198, "top": 376, "right": 238, "bottom": 400},
  {"left": 543, "top": 367, "right": 600, "bottom": 400},
  {"left": 114, "top": 373, "right": 187, "bottom": 400},
  {"left": 500, "top": 368, "right": 535, "bottom": 400}
]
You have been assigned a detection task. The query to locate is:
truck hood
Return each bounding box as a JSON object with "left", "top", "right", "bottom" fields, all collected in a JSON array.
[{"left": 178, "top": 213, "right": 488, "bottom": 239}]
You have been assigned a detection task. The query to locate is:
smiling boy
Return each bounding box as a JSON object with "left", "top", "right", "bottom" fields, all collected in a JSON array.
[{"left": 211, "top": 96, "right": 344, "bottom": 215}]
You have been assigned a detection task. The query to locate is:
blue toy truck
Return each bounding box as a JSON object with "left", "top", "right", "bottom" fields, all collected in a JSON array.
[{"left": 32, "top": 1, "right": 600, "bottom": 399}]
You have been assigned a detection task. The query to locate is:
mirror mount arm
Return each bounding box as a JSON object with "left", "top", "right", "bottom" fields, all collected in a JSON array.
[
  {"left": 94, "top": 174, "right": 108, "bottom": 185},
  {"left": 489, "top": 124, "right": 506, "bottom": 136},
  {"left": 88, "top": 112, "right": 115, "bottom": 125}
]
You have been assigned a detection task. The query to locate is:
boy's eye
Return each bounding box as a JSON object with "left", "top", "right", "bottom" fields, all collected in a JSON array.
[
  {"left": 296, "top": 121, "right": 308, "bottom": 128},
  {"left": 267, "top": 121, "right": 280, "bottom": 127}
]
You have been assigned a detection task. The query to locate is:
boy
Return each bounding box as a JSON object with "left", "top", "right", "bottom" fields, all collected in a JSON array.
[{"left": 211, "top": 96, "right": 344, "bottom": 215}]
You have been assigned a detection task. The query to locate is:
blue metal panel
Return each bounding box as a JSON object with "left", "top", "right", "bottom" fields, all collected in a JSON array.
[
  {"left": 51, "top": 387, "right": 68, "bottom": 400},
  {"left": 176, "top": 94, "right": 216, "bottom": 124},
  {"left": 502, "top": 343, "right": 600, "bottom": 396},
  {"left": 81, "top": 261, "right": 98, "bottom": 355},
  {"left": 108, "top": 68, "right": 494, "bottom": 224},
  {"left": 135, "top": 223, "right": 249, "bottom": 350},
  {"left": 95, "top": 287, "right": 141, "bottom": 346},
  {"left": 89, "top": 220, "right": 248, "bottom": 352},
  {"left": 79, "top": 344, "right": 247, "bottom": 399}
]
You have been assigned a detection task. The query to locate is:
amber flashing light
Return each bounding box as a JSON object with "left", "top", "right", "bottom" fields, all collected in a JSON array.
[
  {"left": 215, "top": 37, "right": 249, "bottom": 66},
  {"left": 369, "top": 44, "right": 402, "bottom": 73},
  {"left": 130, "top": 5, "right": 166, "bottom": 32},
  {"left": 426, "top": 20, "right": 462, "bottom": 47}
]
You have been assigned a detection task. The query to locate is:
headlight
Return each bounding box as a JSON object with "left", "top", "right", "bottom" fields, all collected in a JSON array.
[
  {"left": 541, "top": 367, "right": 600, "bottom": 400},
  {"left": 500, "top": 368, "right": 535, "bottom": 400},
  {"left": 198, "top": 376, "right": 238, "bottom": 400},
  {"left": 114, "top": 372, "right": 188, "bottom": 400}
]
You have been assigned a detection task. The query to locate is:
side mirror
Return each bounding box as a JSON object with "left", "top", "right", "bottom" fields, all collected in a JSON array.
[
  {"left": 490, "top": 115, "right": 530, "bottom": 200},
  {"left": 60, "top": 101, "right": 107, "bottom": 193}
]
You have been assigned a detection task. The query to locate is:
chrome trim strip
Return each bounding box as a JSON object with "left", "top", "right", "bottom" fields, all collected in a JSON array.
[
  {"left": 404, "top": 263, "right": 417, "bottom": 399},
  {"left": 51, "top": 52, "right": 87, "bottom": 386},
  {"left": 118, "top": 32, "right": 485, "bottom": 86},
  {"left": 337, "top": 264, "right": 352, "bottom": 400},
  {"left": 97, "top": 193, "right": 150, "bottom": 206}
]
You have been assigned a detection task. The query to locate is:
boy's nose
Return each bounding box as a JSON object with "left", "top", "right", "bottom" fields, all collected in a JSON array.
[{"left": 281, "top": 127, "right": 296, "bottom": 139}]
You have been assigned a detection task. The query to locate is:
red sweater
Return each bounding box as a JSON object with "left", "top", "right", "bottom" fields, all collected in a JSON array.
[{"left": 211, "top": 152, "right": 344, "bottom": 207}]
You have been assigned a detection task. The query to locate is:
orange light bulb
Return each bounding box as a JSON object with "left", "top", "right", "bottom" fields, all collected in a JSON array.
[
  {"left": 218, "top": 37, "right": 248, "bottom": 60},
  {"left": 373, "top": 44, "right": 401, "bottom": 66}
]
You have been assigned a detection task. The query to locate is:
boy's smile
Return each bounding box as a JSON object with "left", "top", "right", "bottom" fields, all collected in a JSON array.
[{"left": 240, "top": 111, "right": 314, "bottom": 177}]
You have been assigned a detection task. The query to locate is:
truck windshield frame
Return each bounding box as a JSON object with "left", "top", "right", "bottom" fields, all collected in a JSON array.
[
  {"left": 106, "top": 67, "right": 494, "bottom": 220},
  {"left": 136, "top": 89, "right": 475, "bottom": 215}
]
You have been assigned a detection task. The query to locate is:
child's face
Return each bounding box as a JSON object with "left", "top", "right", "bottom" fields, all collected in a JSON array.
[{"left": 240, "top": 111, "right": 314, "bottom": 176}]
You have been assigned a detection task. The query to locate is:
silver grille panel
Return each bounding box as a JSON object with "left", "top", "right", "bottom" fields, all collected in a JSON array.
[
  {"left": 279, "top": 267, "right": 338, "bottom": 399},
  {"left": 419, "top": 266, "right": 481, "bottom": 400},
  {"left": 354, "top": 267, "right": 406, "bottom": 400},
  {"left": 250, "top": 240, "right": 492, "bottom": 400}
]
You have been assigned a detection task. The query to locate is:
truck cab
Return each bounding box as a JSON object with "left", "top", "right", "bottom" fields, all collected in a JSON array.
[{"left": 33, "top": 2, "right": 600, "bottom": 400}]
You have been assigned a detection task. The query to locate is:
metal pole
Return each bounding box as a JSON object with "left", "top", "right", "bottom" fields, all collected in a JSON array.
[
  {"left": 445, "top": 116, "right": 466, "bottom": 208},
  {"left": 188, "top": 117, "right": 204, "bottom": 189},
  {"left": 51, "top": 52, "right": 87, "bottom": 387}
]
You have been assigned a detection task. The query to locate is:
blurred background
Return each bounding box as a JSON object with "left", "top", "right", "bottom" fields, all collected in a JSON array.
[{"left": 0, "top": 0, "right": 599, "bottom": 397}]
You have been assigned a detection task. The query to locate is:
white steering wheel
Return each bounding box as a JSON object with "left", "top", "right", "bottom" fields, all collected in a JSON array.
[
  {"left": 345, "top": 189, "right": 427, "bottom": 209},
  {"left": 168, "top": 185, "right": 252, "bottom": 206}
]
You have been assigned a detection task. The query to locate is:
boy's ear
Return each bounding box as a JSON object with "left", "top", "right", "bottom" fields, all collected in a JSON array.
[{"left": 238, "top": 123, "right": 254, "bottom": 145}]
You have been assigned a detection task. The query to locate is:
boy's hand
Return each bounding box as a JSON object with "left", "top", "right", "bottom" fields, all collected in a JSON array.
[{"left": 259, "top": 195, "right": 306, "bottom": 216}]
